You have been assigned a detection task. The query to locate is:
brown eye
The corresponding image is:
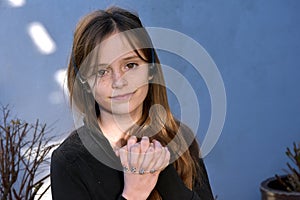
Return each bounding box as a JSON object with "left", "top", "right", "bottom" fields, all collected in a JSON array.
[{"left": 125, "top": 63, "right": 138, "bottom": 70}]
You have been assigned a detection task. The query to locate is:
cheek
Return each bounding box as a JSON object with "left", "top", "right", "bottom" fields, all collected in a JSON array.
[
  {"left": 92, "top": 80, "right": 111, "bottom": 100},
  {"left": 129, "top": 84, "right": 149, "bottom": 110},
  {"left": 139, "top": 84, "right": 149, "bottom": 97},
  {"left": 129, "top": 70, "right": 149, "bottom": 88}
]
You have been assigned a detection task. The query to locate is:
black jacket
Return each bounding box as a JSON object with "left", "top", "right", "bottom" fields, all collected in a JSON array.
[{"left": 50, "top": 126, "right": 214, "bottom": 200}]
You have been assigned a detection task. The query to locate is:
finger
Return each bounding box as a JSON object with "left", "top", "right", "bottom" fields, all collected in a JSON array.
[
  {"left": 152, "top": 146, "right": 171, "bottom": 172},
  {"left": 119, "top": 146, "right": 129, "bottom": 172},
  {"left": 152, "top": 146, "right": 166, "bottom": 171},
  {"left": 140, "top": 143, "right": 155, "bottom": 172},
  {"left": 153, "top": 140, "right": 163, "bottom": 154},
  {"left": 114, "top": 146, "right": 121, "bottom": 157},
  {"left": 140, "top": 136, "right": 150, "bottom": 154},
  {"left": 127, "top": 135, "right": 137, "bottom": 151},
  {"left": 129, "top": 143, "right": 140, "bottom": 173},
  {"left": 137, "top": 137, "right": 150, "bottom": 171},
  {"left": 145, "top": 140, "right": 163, "bottom": 173}
]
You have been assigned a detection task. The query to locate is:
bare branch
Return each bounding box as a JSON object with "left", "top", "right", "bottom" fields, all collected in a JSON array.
[{"left": 0, "top": 105, "right": 60, "bottom": 199}]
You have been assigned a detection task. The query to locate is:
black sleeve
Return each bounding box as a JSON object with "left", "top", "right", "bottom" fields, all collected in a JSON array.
[
  {"left": 50, "top": 150, "right": 91, "bottom": 200},
  {"left": 156, "top": 159, "right": 214, "bottom": 200}
]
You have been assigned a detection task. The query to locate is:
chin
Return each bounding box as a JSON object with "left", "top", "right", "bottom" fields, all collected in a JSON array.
[{"left": 112, "top": 106, "right": 141, "bottom": 115}]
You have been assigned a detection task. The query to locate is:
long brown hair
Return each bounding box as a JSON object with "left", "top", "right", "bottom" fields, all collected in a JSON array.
[{"left": 67, "top": 6, "right": 202, "bottom": 199}]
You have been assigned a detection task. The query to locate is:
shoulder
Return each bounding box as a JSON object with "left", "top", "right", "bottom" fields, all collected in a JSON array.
[
  {"left": 52, "top": 127, "right": 88, "bottom": 164},
  {"left": 176, "top": 121, "right": 199, "bottom": 148},
  {"left": 174, "top": 120, "right": 201, "bottom": 159}
]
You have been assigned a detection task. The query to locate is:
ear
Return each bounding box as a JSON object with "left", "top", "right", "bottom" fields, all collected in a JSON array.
[
  {"left": 148, "top": 64, "right": 155, "bottom": 81},
  {"left": 148, "top": 74, "right": 154, "bottom": 81}
]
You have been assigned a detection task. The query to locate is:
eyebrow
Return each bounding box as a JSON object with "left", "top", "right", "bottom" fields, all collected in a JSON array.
[
  {"left": 122, "top": 55, "right": 140, "bottom": 61},
  {"left": 96, "top": 55, "right": 141, "bottom": 68}
]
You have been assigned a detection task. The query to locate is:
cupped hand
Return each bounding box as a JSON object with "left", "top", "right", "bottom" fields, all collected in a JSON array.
[{"left": 117, "top": 136, "right": 170, "bottom": 200}]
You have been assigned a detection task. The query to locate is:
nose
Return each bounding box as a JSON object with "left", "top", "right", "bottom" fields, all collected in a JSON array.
[{"left": 111, "top": 70, "right": 128, "bottom": 89}]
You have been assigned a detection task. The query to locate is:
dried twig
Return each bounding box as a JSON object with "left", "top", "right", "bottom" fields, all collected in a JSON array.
[
  {"left": 0, "top": 105, "right": 59, "bottom": 200},
  {"left": 276, "top": 142, "right": 300, "bottom": 192}
]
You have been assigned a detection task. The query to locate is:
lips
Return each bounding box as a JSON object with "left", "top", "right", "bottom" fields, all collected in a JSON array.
[{"left": 110, "top": 91, "right": 135, "bottom": 101}]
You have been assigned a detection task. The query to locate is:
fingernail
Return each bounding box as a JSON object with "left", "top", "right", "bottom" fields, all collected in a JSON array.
[
  {"left": 130, "top": 135, "right": 137, "bottom": 140},
  {"left": 142, "top": 136, "right": 149, "bottom": 140},
  {"left": 154, "top": 140, "right": 160, "bottom": 145}
]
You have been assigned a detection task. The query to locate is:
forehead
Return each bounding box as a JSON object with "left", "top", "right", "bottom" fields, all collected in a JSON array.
[{"left": 91, "top": 33, "right": 141, "bottom": 64}]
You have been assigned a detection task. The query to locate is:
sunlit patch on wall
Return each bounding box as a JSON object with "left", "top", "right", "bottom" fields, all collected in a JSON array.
[
  {"left": 49, "top": 68, "right": 68, "bottom": 105},
  {"left": 7, "top": 0, "right": 26, "bottom": 7},
  {"left": 27, "top": 22, "right": 56, "bottom": 55},
  {"left": 54, "top": 68, "right": 68, "bottom": 92}
]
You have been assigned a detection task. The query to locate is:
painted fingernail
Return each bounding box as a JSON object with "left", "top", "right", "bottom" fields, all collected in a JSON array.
[
  {"left": 130, "top": 135, "right": 137, "bottom": 140},
  {"left": 142, "top": 136, "right": 149, "bottom": 140}
]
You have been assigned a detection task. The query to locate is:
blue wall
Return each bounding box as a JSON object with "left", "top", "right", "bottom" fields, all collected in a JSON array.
[{"left": 1, "top": 0, "right": 299, "bottom": 199}]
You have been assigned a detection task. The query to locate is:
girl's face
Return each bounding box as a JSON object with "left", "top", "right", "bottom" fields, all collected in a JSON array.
[{"left": 86, "top": 33, "right": 150, "bottom": 119}]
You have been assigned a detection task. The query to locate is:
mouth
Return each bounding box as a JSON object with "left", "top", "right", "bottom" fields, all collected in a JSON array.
[{"left": 110, "top": 91, "right": 136, "bottom": 101}]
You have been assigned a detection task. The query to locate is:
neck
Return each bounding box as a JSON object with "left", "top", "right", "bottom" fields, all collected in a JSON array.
[{"left": 98, "top": 109, "right": 142, "bottom": 148}]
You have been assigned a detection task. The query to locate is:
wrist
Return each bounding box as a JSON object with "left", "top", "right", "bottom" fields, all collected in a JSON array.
[{"left": 122, "top": 191, "right": 147, "bottom": 200}]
